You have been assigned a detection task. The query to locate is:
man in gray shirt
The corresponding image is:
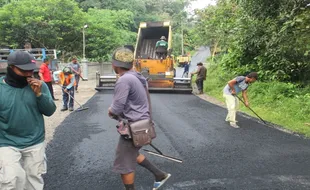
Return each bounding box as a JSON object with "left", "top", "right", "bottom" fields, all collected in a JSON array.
[
  {"left": 108, "top": 47, "right": 171, "bottom": 190},
  {"left": 69, "top": 57, "right": 81, "bottom": 92},
  {"left": 223, "top": 72, "right": 258, "bottom": 128}
]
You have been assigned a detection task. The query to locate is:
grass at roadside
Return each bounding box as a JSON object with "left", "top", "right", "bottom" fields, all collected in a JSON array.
[{"left": 203, "top": 64, "right": 310, "bottom": 137}]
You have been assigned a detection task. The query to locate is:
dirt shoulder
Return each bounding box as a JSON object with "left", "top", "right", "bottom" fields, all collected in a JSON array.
[
  {"left": 197, "top": 93, "right": 226, "bottom": 108},
  {"left": 44, "top": 79, "right": 97, "bottom": 143}
]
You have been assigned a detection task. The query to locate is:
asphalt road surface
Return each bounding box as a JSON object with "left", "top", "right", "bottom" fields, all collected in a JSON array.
[{"left": 44, "top": 91, "right": 310, "bottom": 190}]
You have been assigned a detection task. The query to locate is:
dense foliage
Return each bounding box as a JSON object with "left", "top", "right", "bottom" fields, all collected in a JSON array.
[
  {"left": 191, "top": 0, "right": 310, "bottom": 84},
  {"left": 0, "top": 0, "right": 192, "bottom": 60}
]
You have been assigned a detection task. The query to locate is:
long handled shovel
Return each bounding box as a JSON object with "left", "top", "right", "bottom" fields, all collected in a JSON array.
[
  {"left": 234, "top": 95, "right": 267, "bottom": 124},
  {"left": 143, "top": 143, "right": 183, "bottom": 163},
  {"left": 56, "top": 84, "right": 89, "bottom": 112},
  {"left": 70, "top": 66, "right": 86, "bottom": 81}
]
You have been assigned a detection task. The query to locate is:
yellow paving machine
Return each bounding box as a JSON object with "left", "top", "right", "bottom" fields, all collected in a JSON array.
[{"left": 95, "top": 21, "right": 192, "bottom": 93}]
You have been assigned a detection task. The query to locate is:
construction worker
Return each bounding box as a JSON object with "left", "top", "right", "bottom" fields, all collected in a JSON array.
[
  {"left": 182, "top": 61, "right": 190, "bottom": 78},
  {"left": 223, "top": 72, "right": 258, "bottom": 128},
  {"left": 0, "top": 51, "right": 56, "bottom": 190},
  {"left": 53, "top": 67, "right": 76, "bottom": 111},
  {"left": 191, "top": 62, "right": 207, "bottom": 94},
  {"left": 39, "top": 56, "right": 58, "bottom": 100},
  {"left": 155, "top": 36, "right": 168, "bottom": 59},
  {"left": 69, "top": 57, "right": 82, "bottom": 93},
  {"left": 108, "top": 47, "right": 171, "bottom": 190}
]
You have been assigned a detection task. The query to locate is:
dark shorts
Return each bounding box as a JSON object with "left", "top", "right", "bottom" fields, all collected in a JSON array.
[{"left": 113, "top": 136, "right": 141, "bottom": 174}]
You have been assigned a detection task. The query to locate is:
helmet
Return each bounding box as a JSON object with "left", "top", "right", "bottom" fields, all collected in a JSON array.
[
  {"left": 112, "top": 47, "right": 134, "bottom": 69},
  {"left": 63, "top": 67, "right": 72, "bottom": 74}
]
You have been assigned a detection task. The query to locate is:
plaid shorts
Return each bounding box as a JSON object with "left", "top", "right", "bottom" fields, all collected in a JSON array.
[{"left": 113, "top": 136, "right": 141, "bottom": 174}]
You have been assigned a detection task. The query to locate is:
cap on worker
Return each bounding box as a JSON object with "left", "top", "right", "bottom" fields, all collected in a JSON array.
[
  {"left": 43, "top": 56, "right": 51, "bottom": 62},
  {"left": 197, "top": 62, "right": 203, "bottom": 66},
  {"left": 7, "top": 50, "right": 37, "bottom": 71},
  {"left": 63, "top": 67, "right": 72, "bottom": 74},
  {"left": 160, "top": 36, "right": 166, "bottom": 40},
  {"left": 112, "top": 47, "right": 134, "bottom": 69}
]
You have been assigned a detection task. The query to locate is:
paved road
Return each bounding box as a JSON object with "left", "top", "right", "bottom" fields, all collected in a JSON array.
[
  {"left": 175, "top": 46, "right": 211, "bottom": 77},
  {"left": 44, "top": 92, "right": 310, "bottom": 190}
]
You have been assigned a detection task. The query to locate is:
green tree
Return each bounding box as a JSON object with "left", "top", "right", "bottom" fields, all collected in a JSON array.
[
  {"left": 85, "top": 9, "right": 136, "bottom": 60},
  {"left": 0, "top": 0, "right": 85, "bottom": 54},
  {"left": 191, "top": 0, "right": 310, "bottom": 83}
]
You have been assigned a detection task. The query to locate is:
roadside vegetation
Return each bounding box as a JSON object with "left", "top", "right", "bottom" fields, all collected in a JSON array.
[
  {"left": 189, "top": 0, "right": 310, "bottom": 137},
  {"left": 0, "top": 0, "right": 192, "bottom": 61},
  {"left": 205, "top": 60, "right": 310, "bottom": 137}
]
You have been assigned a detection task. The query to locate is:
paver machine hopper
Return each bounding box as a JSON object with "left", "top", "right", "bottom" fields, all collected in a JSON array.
[{"left": 133, "top": 21, "right": 192, "bottom": 93}]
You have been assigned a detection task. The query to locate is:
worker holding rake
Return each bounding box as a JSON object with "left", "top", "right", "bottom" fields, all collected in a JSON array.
[
  {"left": 223, "top": 72, "right": 258, "bottom": 128},
  {"left": 53, "top": 67, "right": 76, "bottom": 111}
]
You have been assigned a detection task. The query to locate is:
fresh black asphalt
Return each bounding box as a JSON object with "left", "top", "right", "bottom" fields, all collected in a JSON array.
[{"left": 44, "top": 91, "right": 310, "bottom": 190}]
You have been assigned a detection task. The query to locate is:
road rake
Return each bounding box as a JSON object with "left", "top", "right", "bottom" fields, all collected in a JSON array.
[
  {"left": 56, "top": 84, "right": 89, "bottom": 112},
  {"left": 234, "top": 95, "right": 267, "bottom": 124}
]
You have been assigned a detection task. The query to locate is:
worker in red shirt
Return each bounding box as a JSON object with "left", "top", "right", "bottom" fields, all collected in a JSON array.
[{"left": 39, "top": 57, "right": 58, "bottom": 100}]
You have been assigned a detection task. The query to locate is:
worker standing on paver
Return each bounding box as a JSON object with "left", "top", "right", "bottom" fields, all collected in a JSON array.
[
  {"left": 0, "top": 51, "right": 56, "bottom": 190},
  {"left": 108, "top": 47, "right": 171, "bottom": 190},
  {"left": 223, "top": 72, "right": 258, "bottom": 128},
  {"left": 191, "top": 62, "right": 207, "bottom": 94},
  {"left": 155, "top": 36, "right": 168, "bottom": 59}
]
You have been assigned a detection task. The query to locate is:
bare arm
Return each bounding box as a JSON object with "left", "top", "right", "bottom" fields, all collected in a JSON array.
[
  {"left": 78, "top": 64, "right": 82, "bottom": 74},
  {"left": 39, "top": 73, "right": 44, "bottom": 81},
  {"left": 242, "top": 90, "right": 249, "bottom": 107},
  {"left": 39, "top": 66, "right": 44, "bottom": 80},
  {"left": 227, "top": 79, "right": 237, "bottom": 94}
]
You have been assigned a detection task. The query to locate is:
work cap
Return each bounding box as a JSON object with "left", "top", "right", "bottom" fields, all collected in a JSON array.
[
  {"left": 44, "top": 56, "right": 51, "bottom": 62},
  {"left": 160, "top": 36, "right": 166, "bottom": 40},
  {"left": 112, "top": 47, "right": 134, "bottom": 69},
  {"left": 63, "top": 67, "right": 72, "bottom": 74},
  {"left": 7, "top": 50, "right": 37, "bottom": 71},
  {"left": 197, "top": 62, "right": 203, "bottom": 66}
]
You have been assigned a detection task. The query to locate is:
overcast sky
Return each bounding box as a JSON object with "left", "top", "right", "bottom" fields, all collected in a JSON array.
[{"left": 188, "top": 0, "right": 216, "bottom": 11}]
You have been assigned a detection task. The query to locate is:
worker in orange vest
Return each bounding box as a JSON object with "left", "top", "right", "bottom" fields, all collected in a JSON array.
[{"left": 53, "top": 67, "right": 76, "bottom": 111}]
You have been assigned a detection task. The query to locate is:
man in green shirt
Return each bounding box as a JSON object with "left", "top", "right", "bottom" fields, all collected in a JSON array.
[
  {"left": 0, "top": 51, "right": 56, "bottom": 189},
  {"left": 155, "top": 36, "right": 168, "bottom": 59}
]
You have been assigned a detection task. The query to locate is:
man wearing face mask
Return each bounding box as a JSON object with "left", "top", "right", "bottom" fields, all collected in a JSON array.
[{"left": 0, "top": 50, "right": 56, "bottom": 190}]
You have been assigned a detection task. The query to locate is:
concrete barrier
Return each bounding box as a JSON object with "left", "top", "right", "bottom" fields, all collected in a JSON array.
[
  {"left": 88, "top": 62, "right": 115, "bottom": 80},
  {"left": 59, "top": 62, "right": 115, "bottom": 80}
]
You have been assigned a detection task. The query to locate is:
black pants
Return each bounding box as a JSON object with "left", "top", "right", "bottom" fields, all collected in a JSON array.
[
  {"left": 45, "top": 82, "right": 55, "bottom": 100},
  {"left": 74, "top": 75, "right": 80, "bottom": 91},
  {"left": 156, "top": 47, "right": 167, "bottom": 59},
  {"left": 196, "top": 79, "right": 204, "bottom": 92},
  {"left": 156, "top": 52, "right": 167, "bottom": 59},
  {"left": 182, "top": 71, "right": 189, "bottom": 78}
]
